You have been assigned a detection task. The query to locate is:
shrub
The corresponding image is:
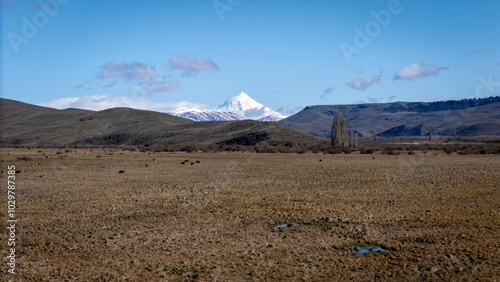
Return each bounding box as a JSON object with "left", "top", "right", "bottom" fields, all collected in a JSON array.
[
  {"left": 382, "top": 148, "right": 400, "bottom": 155},
  {"left": 360, "top": 148, "right": 374, "bottom": 154}
]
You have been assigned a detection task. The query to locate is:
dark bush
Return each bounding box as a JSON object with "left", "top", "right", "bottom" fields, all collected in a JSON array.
[{"left": 360, "top": 148, "right": 374, "bottom": 154}]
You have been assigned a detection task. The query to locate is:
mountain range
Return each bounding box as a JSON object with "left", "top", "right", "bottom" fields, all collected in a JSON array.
[
  {"left": 1, "top": 96, "right": 499, "bottom": 148},
  {"left": 172, "top": 92, "right": 287, "bottom": 122},
  {"left": 0, "top": 98, "right": 322, "bottom": 147}
]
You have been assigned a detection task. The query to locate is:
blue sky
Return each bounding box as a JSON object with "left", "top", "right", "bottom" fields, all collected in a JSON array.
[{"left": 1, "top": 0, "right": 499, "bottom": 115}]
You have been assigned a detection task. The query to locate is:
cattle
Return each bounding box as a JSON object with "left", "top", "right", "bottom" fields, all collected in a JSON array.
[
  {"left": 319, "top": 159, "right": 323, "bottom": 162},
  {"left": 145, "top": 164, "right": 149, "bottom": 167},
  {"left": 184, "top": 160, "right": 189, "bottom": 163},
  {"left": 196, "top": 160, "right": 201, "bottom": 163},
  {"left": 40, "top": 173, "right": 44, "bottom": 177},
  {"left": 152, "top": 158, "right": 156, "bottom": 161},
  {"left": 180, "top": 162, "right": 185, "bottom": 165},
  {"left": 15, "top": 170, "right": 21, "bottom": 174},
  {"left": 118, "top": 170, "right": 125, "bottom": 174},
  {"left": 190, "top": 162, "right": 194, "bottom": 165},
  {"left": 45, "top": 156, "right": 49, "bottom": 158}
]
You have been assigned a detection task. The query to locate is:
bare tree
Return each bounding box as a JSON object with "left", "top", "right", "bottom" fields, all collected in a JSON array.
[
  {"left": 353, "top": 132, "right": 358, "bottom": 148},
  {"left": 331, "top": 112, "right": 347, "bottom": 148}
]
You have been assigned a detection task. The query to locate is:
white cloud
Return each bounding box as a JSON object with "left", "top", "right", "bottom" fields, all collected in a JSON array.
[
  {"left": 96, "top": 61, "right": 155, "bottom": 81},
  {"left": 346, "top": 75, "right": 381, "bottom": 91},
  {"left": 394, "top": 62, "right": 447, "bottom": 81},
  {"left": 39, "top": 95, "right": 208, "bottom": 113},
  {"left": 169, "top": 55, "right": 218, "bottom": 76}
]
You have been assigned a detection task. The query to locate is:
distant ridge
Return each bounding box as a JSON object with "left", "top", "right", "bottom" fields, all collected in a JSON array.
[{"left": 280, "top": 96, "right": 500, "bottom": 138}]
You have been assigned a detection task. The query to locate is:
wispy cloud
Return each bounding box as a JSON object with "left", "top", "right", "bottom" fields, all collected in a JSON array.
[
  {"left": 367, "top": 97, "right": 382, "bottom": 103},
  {"left": 27, "top": 0, "right": 56, "bottom": 8},
  {"left": 102, "top": 80, "right": 117, "bottom": 88},
  {"left": 467, "top": 50, "right": 482, "bottom": 56},
  {"left": 96, "top": 61, "right": 155, "bottom": 81},
  {"left": 141, "top": 80, "right": 180, "bottom": 94},
  {"left": 346, "top": 74, "right": 381, "bottom": 91},
  {"left": 169, "top": 55, "right": 218, "bottom": 76},
  {"left": 276, "top": 106, "right": 304, "bottom": 116},
  {"left": 394, "top": 62, "right": 447, "bottom": 81},
  {"left": 321, "top": 86, "right": 336, "bottom": 98},
  {"left": 0, "top": 0, "right": 15, "bottom": 9},
  {"left": 39, "top": 95, "right": 208, "bottom": 113}
]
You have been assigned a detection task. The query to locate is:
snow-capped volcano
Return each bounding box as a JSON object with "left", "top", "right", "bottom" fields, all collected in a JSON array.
[
  {"left": 215, "top": 92, "right": 287, "bottom": 120},
  {"left": 171, "top": 92, "right": 287, "bottom": 122}
]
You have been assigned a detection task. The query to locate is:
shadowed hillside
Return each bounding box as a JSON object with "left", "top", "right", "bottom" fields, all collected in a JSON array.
[
  {"left": 280, "top": 97, "right": 500, "bottom": 138},
  {"left": 0, "top": 98, "right": 326, "bottom": 147}
]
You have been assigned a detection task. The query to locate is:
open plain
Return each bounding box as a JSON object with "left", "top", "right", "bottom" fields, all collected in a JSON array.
[{"left": 1, "top": 148, "right": 499, "bottom": 281}]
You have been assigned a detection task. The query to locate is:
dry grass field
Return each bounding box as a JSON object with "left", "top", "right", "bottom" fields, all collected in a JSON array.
[{"left": 1, "top": 148, "right": 499, "bottom": 281}]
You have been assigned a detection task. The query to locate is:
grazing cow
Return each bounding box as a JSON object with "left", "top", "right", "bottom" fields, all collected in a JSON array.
[
  {"left": 15, "top": 170, "right": 21, "bottom": 174},
  {"left": 45, "top": 156, "right": 49, "bottom": 158},
  {"left": 118, "top": 170, "right": 125, "bottom": 174},
  {"left": 190, "top": 162, "right": 194, "bottom": 165},
  {"left": 372, "top": 157, "right": 375, "bottom": 159},
  {"left": 180, "top": 162, "right": 185, "bottom": 165},
  {"left": 1, "top": 170, "right": 3, "bottom": 174},
  {"left": 145, "top": 164, "right": 149, "bottom": 167},
  {"left": 40, "top": 173, "right": 44, "bottom": 177},
  {"left": 196, "top": 160, "right": 201, "bottom": 163},
  {"left": 184, "top": 160, "right": 189, "bottom": 163},
  {"left": 319, "top": 159, "right": 323, "bottom": 162},
  {"left": 152, "top": 158, "right": 156, "bottom": 161}
]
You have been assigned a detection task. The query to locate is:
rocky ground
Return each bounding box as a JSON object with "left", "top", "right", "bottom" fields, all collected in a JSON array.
[{"left": 1, "top": 148, "right": 499, "bottom": 281}]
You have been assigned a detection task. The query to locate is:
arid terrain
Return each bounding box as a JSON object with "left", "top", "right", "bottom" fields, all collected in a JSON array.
[{"left": 1, "top": 148, "right": 499, "bottom": 281}]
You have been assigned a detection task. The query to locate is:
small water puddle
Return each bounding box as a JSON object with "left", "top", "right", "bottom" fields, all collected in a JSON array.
[
  {"left": 346, "top": 245, "right": 390, "bottom": 254},
  {"left": 274, "top": 224, "right": 290, "bottom": 230}
]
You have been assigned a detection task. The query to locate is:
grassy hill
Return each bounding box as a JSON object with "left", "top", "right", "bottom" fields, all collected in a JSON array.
[{"left": 0, "top": 98, "right": 326, "bottom": 147}]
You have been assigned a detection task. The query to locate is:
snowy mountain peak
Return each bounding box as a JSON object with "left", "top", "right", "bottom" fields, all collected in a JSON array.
[
  {"left": 216, "top": 92, "right": 264, "bottom": 112},
  {"left": 215, "top": 92, "right": 286, "bottom": 120},
  {"left": 172, "top": 92, "right": 287, "bottom": 122}
]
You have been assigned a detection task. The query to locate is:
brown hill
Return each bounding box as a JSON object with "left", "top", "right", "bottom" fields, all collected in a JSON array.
[
  {"left": 0, "top": 98, "right": 325, "bottom": 147},
  {"left": 280, "top": 97, "right": 500, "bottom": 138}
]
